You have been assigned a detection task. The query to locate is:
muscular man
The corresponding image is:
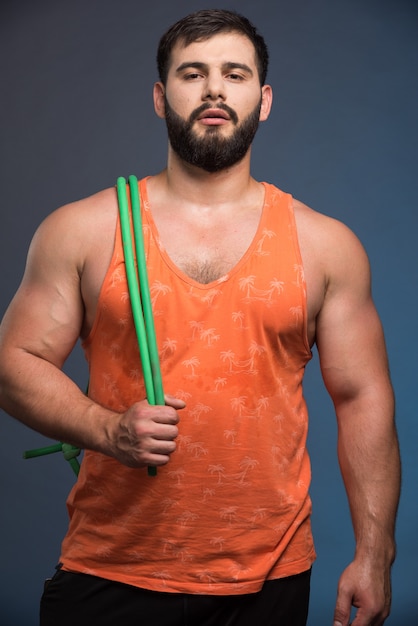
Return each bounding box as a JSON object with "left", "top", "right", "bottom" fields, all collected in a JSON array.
[{"left": 0, "top": 9, "right": 400, "bottom": 626}]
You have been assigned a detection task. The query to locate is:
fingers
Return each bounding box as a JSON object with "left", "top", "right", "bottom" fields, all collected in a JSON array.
[
  {"left": 334, "top": 561, "right": 391, "bottom": 626},
  {"left": 109, "top": 396, "right": 185, "bottom": 468}
]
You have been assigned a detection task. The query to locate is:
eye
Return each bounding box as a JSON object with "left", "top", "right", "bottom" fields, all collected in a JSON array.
[
  {"left": 226, "top": 72, "right": 245, "bottom": 81},
  {"left": 184, "top": 72, "right": 204, "bottom": 80}
]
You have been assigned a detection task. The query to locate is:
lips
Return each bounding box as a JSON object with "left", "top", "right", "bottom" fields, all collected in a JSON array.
[
  {"left": 197, "top": 108, "right": 230, "bottom": 121},
  {"left": 189, "top": 103, "right": 238, "bottom": 126}
]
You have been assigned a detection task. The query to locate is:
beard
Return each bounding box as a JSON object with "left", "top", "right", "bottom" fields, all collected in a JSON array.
[{"left": 164, "top": 96, "right": 262, "bottom": 173}]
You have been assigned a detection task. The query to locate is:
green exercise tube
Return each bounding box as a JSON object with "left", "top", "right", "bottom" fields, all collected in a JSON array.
[
  {"left": 23, "top": 442, "right": 81, "bottom": 477},
  {"left": 23, "top": 443, "right": 63, "bottom": 458},
  {"left": 117, "top": 176, "right": 165, "bottom": 476},
  {"left": 117, "top": 177, "right": 156, "bottom": 405},
  {"left": 128, "top": 175, "right": 164, "bottom": 405}
]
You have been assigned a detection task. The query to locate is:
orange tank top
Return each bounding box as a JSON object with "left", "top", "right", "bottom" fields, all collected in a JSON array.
[{"left": 60, "top": 177, "right": 316, "bottom": 594}]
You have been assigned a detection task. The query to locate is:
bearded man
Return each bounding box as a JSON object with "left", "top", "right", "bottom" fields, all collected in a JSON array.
[{"left": 0, "top": 9, "right": 399, "bottom": 626}]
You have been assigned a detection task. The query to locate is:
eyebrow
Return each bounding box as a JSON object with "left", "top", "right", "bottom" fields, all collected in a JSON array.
[{"left": 175, "top": 61, "right": 254, "bottom": 76}]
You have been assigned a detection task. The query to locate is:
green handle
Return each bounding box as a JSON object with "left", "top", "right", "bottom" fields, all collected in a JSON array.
[{"left": 23, "top": 442, "right": 80, "bottom": 477}]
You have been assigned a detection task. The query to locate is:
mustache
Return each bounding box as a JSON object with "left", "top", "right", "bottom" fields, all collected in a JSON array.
[{"left": 189, "top": 102, "right": 239, "bottom": 125}]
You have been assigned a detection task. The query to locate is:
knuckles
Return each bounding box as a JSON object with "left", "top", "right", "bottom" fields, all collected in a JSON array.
[{"left": 111, "top": 401, "right": 181, "bottom": 467}]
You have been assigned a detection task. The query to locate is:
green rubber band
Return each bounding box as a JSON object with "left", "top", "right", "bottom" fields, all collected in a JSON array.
[
  {"left": 23, "top": 443, "right": 63, "bottom": 459},
  {"left": 128, "top": 175, "right": 164, "bottom": 405},
  {"left": 117, "top": 177, "right": 156, "bottom": 405},
  {"left": 61, "top": 443, "right": 81, "bottom": 461},
  {"left": 23, "top": 442, "right": 80, "bottom": 477},
  {"left": 117, "top": 176, "right": 165, "bottom": 477}
]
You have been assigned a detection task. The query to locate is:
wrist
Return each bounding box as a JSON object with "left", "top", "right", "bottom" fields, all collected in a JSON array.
[
  {"left": 82, "top": 403, "right": 121, "bottom": 457},
  {"left": 354, "top": 538, "right": 396, "bottom": 568}
]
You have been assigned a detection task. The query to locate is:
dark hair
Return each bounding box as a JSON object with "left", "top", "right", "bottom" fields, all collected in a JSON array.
[{"left": 157, "top": 9, "right": 269, "bottom": 85}]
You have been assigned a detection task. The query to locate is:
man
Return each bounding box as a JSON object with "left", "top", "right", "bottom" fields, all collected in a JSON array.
[{"left": 0, "top": 9, "right": 400, "bottom": 626}]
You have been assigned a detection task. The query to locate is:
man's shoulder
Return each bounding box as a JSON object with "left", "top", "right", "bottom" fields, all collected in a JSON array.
[
  {"left": 292, "top": 197, "right": 360, "bottom": 244},
  {"left": 291, "top": 197, "right": 369, "bottom": 284},
  {"left": 57, "top": 184, "right": 117, "bottom": 218},
  {"left": 38, "top": 185, "right": 117, "bottom": 236},
  {"left": 27, "top": 185, "right": 118, "bottom": 271}
]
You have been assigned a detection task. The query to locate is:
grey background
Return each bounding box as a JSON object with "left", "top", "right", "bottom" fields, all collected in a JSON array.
[{"left": 1, "top": 0, "right": 417, "bottom": 624}]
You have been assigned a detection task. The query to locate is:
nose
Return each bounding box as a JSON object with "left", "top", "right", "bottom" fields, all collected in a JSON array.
[{"left": 203, "top": 70, "right": 226, "bottom": 101}]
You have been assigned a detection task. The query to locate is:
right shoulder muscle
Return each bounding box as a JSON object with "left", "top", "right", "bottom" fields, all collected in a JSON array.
[{"left": 0, "top": 186, "right": 118, "bottom": 367}]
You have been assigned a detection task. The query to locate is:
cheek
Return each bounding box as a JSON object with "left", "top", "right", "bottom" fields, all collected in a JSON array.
[
  {"left": 167, "top": 93, "right": 195, "bottom": 118},
  {"left": 165, "top": 81, "right": 201, "bottom": 111},
  {"left": 229, "top": 89, "right": 261, "bottom": 114}
]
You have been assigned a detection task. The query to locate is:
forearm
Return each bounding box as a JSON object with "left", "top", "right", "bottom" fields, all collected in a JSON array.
[
  {"left": 0, "top": 350, "right": 117, "bottom": 454},
  {"left": 0, "top": 348, "right": 184, "bottom": 469},
  {"left": 336, "top": 384, "right": 400, "bottom": 565}
]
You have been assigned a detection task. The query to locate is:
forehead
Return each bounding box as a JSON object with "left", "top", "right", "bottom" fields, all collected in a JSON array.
[{"left": 169, "top": 32, "right": 258, "bottom": 72}]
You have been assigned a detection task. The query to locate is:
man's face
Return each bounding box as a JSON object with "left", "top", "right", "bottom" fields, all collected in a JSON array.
[
  {"left": 163, "top": 94, "right": 262, "bottom": 172},
  {"left": 155, "top": 32, "right": 272, "bottom": 172}
]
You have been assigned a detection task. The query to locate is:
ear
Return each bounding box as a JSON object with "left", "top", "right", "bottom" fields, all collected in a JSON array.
[
  {"left": 153, "top": 82, "right": 166, "bottom": 119},
  {"left": 259, "top": 84, "right": 273, "bottom": 122}
]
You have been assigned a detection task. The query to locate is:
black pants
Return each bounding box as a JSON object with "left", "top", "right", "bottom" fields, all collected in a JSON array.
[{"left": 40, "top": 568, "right": 311, "bottom": 626}]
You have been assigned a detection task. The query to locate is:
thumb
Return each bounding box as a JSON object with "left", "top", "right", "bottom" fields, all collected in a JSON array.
[
  {"left": 333, "top": 590, "right": 352, "bottom": 626},
  {"left": 164, "top": 393, "right": 186, "bottom": 409}
]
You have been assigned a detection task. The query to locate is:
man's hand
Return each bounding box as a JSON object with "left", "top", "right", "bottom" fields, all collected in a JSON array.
[
  {"left": 333, "top": 558, "right": 392, "bottom": 626},
  {"left": 106, "top": 394, "right": 186, "bottom": 468}
]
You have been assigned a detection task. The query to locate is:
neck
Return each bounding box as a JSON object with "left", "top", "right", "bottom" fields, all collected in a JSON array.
[{"left": 157, "top": 146, "right": 257, "bottom": 206}]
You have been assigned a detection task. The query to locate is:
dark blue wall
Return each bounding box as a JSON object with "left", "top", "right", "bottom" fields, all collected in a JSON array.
[{"left": 1, "top": 1, "right": 417, "bottom": 623}]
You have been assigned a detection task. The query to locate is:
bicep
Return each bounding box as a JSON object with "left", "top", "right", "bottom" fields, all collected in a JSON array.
[
  {"left": 0, "top": 214, "right": 84, "bottom": 368},
  {"left": 315, "top": 229, "right": 391, "bottom": 408}
]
